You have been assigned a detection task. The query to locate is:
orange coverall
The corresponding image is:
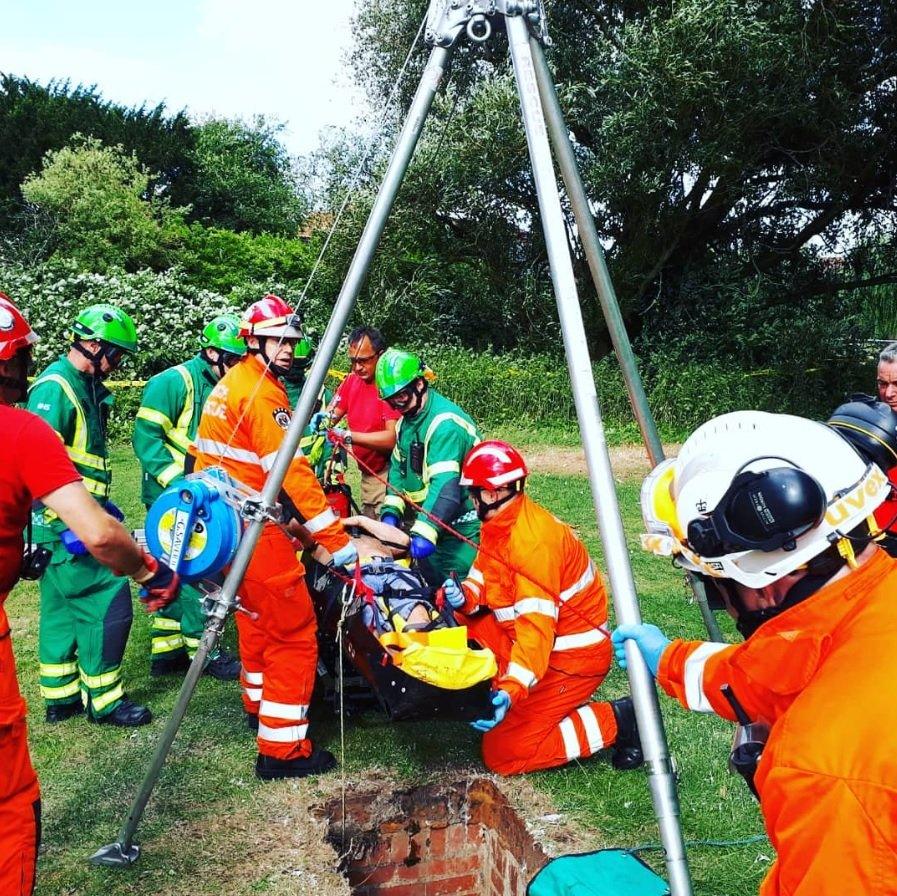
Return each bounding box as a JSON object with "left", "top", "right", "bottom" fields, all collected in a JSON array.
[
  {"left": 456, "top": 493, "right": 616, "bottom": 774},
  {"left": 192, "top": 354, "right": 350, "bottom": 760},
  {"left": 657, "top": 547, "right": 897, "bottom": 896}
]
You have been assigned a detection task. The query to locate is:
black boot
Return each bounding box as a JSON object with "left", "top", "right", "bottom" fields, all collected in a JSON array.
[
  {"left": 610, "top": 697, "right": 644, "bottom": 770},
  {"left": 245, "top": 712, "right": 259, "bottom": 732},
  {"left": 45, "top": 701, "right": 83, "bottom": 724},
  {"left": 150, "top": 650, "right": 190, "bottom": 677},
  {"left": 255, "top": 749, "right": 337, "bottom": 781},
  {"left": 89, "top": 698, "right": 153, "bottom": 727},
  {"left": 204, "top": 650, "right": 241, "bottom": 681}
]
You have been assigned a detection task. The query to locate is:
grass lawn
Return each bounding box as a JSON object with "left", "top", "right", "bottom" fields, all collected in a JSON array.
[{"left": 8, "top": 440, "right": 770, "bottom": 896}]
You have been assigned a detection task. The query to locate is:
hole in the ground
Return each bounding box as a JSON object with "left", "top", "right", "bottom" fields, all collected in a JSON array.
[{"left": 317, "top": 778, "right": 549, "bottom": 896}]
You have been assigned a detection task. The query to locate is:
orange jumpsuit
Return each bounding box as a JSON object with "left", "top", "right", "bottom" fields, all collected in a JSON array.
[
  {"left": 192, "top": 354, "right": 350, "bottom": 760},
  {"left": 456, "top": 494, "right": 616, "bottom": 775},
  {"left": 657, "top": 548, "right": 897, "bottom": 896}
]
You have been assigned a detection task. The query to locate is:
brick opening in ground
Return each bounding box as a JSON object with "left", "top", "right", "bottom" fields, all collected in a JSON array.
[{"left": 317, "top": 778, "right": 549, "bottom": 896}]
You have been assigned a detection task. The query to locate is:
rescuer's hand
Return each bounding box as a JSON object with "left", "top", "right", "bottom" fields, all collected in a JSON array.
[
  {"left": 381, "top": 513, "right": 400, "bottom": 529},
  {"left": 331, "top": 542, "right": 359, "bottom": 570},
  {"left": 310, "top": 411, "right": 332, "bottom": 434},
  {"left": 409, "top": 535, "right": 435, "bottom": 560},
  {"left": 470, "top": 690, "right": 511, "bottom": 733},
  {"left": 133, "top": 551, "right": 181, "bottom": 613},
  {"left": 327, "top": 428, "right": 351, "bottom": 447},
  {"left": 611, "top": 623, "right": 671, "bottom": 676},
  {"left": 441, "top": 577, "right": 465, "bottom": 609}
]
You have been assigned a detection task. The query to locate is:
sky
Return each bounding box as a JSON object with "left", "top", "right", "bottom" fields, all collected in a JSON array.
[{"left": 0, "top": 0, "right": 370, "bottom": 157}]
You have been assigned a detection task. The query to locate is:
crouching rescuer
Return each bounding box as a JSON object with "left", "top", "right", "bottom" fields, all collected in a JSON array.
[
  {"left": 190, "top": 295, "right": 357, "bottom": 780},
  {"left": 614, "top": 411, "right": 897, "bottom": 894},
  {"left": 442, "top": 440, "right": 643, "bottom": 775}
]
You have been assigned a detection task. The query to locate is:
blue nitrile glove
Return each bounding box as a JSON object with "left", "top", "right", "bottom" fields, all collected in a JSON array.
[
  {"left": 409, "top": 535, "right": 436, "bottom": 560},
  {"left": 331, "top": 542, "right": 358, "bottom": 570},
  {"left": 470, "top": 690, "right": 511, "bottom": 733},
  {"left": 105, "top": 500, "right": 125, "bottom": 522},
  {"left": 60, "top": 528, "right": 88, "bottom": 556},
  {"left": 611, "top": 623, "right": 671, "bottom": 676},
  {"left": 441, "top": 577, "right": 465, "bottom": 609},
  {"left": 381, "top": 513, "right": 400, "bottom": 529},
  {"left": 309, "top": 410, "right": 331, "bottom": 434}
]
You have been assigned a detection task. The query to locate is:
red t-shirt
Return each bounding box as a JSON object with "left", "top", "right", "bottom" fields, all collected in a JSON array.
[
  {"left": 875, "top": 465, "right": 897, "bottom": 533},
  {"left": 333, "top": 373, "right": 401, "bottom": 474},
  {"left": 0, "top": 406, "right": 80, "bottom": 596}
]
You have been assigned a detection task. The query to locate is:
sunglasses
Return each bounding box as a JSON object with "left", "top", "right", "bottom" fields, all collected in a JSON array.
[{"left": 349, "top": 352, "right": 379, "bottom": 367}]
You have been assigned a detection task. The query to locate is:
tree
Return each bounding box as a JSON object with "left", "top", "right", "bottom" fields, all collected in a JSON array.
[
  {"left": 190, "top": 116, "right": 307, "bottom": 235},
  {"left": 342, "top": 0, "right": 897, "bottom": 364},
  {"left": 21, "top": 135, "right": 186, "bottom": 272}
]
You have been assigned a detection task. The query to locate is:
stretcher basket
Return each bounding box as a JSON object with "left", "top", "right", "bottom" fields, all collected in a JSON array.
[{"left": 306, "top": 557, "right": 493, "bottom": 721}]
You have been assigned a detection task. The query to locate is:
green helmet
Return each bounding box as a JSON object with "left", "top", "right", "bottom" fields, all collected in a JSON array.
[
  {"left": 72, "top": 304, "right": 138, "bottom": 352},
  {"left": 375, "top": 348, "right": 424, "bottom": 399},
  {"left": 294, "top": 336, "right": 314, "bottom": 368},
  {"left": 200, "top": 314, "right": 246, "bottom": 356}
]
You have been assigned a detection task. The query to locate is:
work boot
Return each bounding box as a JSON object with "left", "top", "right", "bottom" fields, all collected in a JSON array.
[
  {"left": 610, "top": 697, "right": 644, "bottom": 771},
  {"left": 150, "top": 650, "right": 190, "bottom": 677},
  {"left": 255, "top": 749, "right": 337, "bottom": 781},
  {"left": 89, "top": 698, "right": 153, "bottom": 728},
  {"left": 45, "top": 701, "right": 83, "bottom": 724},
  {"left": 204, "top": 649, "right": 241, "bottom": 681},
  {"left": 245, "top": 712, "right": 259, "bottom": 732}
]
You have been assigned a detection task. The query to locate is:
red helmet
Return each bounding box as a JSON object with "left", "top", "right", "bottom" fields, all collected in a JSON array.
[
  {"left": 238, "top": 294, "right": 304, "bottom": 339},
  {"left": 0, "top": 292, "right": 38, "bottom": 361},
  {"left": 460, "top": 440, "right": 528, "bottom": 489}
]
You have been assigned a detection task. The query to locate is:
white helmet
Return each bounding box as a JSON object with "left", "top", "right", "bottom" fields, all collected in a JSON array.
[{"left": 640, "top": 411, "right": 890, "bottom": 588}]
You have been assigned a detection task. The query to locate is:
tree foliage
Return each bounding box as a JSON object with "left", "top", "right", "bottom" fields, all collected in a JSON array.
[
  {"left": 21, "top": 136, "right": 187, "bottom": 272},
  {"left": 343, "top": 0, "right": 897, "bottom": 362}
]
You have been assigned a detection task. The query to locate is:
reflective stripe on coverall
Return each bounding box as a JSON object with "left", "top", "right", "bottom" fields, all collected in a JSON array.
[
  {"left": 133, "top": 356, "right": 218, "bottom": 660},
  {"left": 0, "top": 601, "right": 40, "bottom": 896},
  {"left": 27, "top": 358, "right": 131, "bottom": 717},
  {"left": 657, "top": 548, "right": 897, "bottom": 896},
  {"left": 380, "top": 389, "right": 481, "bottom": 585},
  {"left": 457, "top": 493, "right": 616, "bottom": 775},
  {"left": 191, "top": 353, "right": 350, "bottom": 759}
]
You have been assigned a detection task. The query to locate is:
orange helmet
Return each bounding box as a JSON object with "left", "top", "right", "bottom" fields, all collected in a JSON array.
[
  {"left": 460, "top": 440, "right": 528, "bottom": 489},
  {"left": 238, "top": 294, "right": 304, "bottom": 339},
  {"left": 0, "top": 292, "right": 38, "bottom": 361}
]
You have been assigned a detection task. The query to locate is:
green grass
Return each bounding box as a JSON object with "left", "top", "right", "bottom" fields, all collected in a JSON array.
[{"left": 9, "top": 442, "right": 768, "bottom": 896}]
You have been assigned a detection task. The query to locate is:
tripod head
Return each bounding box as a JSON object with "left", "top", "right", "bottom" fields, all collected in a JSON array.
[{"left": 425, "top": 0, "right": 549, "bottom": 48}]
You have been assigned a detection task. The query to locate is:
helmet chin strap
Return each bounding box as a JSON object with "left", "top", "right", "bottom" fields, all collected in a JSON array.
[
  {"left": 73, "top": 340, "right": 116, "bottom": 377},
  {"left": 400, "top": 379, "right": 428, "bottom": 418},
  {"left": 252, "top": 337, "right": 291, "bottom": 379},
  {"left": 472, "top": 483, "right": 523, "bottom": 521},
  {"left": 201, "top": 348, "right": 233, "bottom": 381}
]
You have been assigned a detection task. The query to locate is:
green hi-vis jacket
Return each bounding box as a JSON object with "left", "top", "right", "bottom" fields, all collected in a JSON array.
[
  {"left": 27, "top": 356, "right": 113, "bottom": 541},
  {"left": 133, "top": 355, "right": 218, "bottom": 506},
  {"left": 380, "top": 389, "right": 481, "bottom": 545},
  {"left": 284, "top": 377, "right": 333, "bottom": 479}
]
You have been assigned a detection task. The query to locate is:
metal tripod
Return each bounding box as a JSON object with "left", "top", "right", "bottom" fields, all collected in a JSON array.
[{"left": 92, "top": 3, "right": 694, "bottom": 891}]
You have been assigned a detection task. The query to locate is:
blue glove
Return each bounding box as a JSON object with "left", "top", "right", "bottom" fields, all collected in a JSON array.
[
  {"left": 470, "top": 690, "right": 511, "bottom": 733},
  {"left": 381, "top": 513, "right": 400, "bottom": 528},
  {"left": 409, "top": 535, "right": 435, "bottom": 560},
  {"left": 611, "top": 623, "right": 671, "bottom": 676},
  {"left": 60, "top": 528, "right": 88, "bottom": 556},
  {"left": 331, "top": 542, "right": 358, "bottom": 570},
  {"left": 105, "top": 500, "right": 125, "bottom": 522},
  {"left": 309, "top": 410, "right": 331, "bottom": 433},
  {"left": 441, "top": 577, "right": 464, "bottom": 609}
]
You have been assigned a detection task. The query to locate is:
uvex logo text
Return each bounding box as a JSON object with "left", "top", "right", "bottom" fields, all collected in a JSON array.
[{"left": 825, "top": 468, "right": 888, "bottom": 526}]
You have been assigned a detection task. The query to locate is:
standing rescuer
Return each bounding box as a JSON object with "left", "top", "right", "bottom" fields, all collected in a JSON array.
[
  {"left": 26, "top": 303, "right": 154, "bottom": 727},
  {"left": 0, "top": 294, "right": 178, "bottom": 895},
  {"left": 442, "top": 440, "right": 642, "bottom": 775},
  {"left": 318, "top": 326, "right": 400, "bottom": 518},
  {"left": 375, "top": 348, "right": 481, "bottom": 586},
  {"left": 190, "top": 294, "right": 357, "bottom": 780},
  {"left": 133, "top": 313, "right": 245, "bottom": 680},
  {"left": 613, "top": 410, "right": 897, "bottom": 894}
]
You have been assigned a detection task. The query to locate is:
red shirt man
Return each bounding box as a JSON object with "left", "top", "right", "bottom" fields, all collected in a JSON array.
[{"left": 329, "top": 327, "right": 399, "bottom": 517}]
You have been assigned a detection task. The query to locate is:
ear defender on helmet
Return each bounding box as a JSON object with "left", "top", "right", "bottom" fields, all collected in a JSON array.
[{"left": 686, "top": 465, "right": 827, "bottom": 557}]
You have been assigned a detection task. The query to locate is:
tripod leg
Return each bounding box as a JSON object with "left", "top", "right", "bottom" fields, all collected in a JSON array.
[
  {"left": 89, "top": 42, "right": 454, "bottom": 866},
  {"left": 528, "top": 37, "right": 725, "bottom": 645},
  {"left": 506, "top": 15, "right": 693, "bottom": 896},
  {"left": 89, "top": 598, "right": 232, "bottom": 865}
]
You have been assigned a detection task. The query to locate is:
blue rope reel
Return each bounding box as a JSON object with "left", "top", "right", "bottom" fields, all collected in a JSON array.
[{"left": 145, "top": 469, "right": 243, "bottom": 582}]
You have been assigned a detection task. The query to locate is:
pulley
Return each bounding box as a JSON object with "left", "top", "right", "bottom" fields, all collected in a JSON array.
[{"left": 144, "top": 469, "right": 243, "bottom": 582}]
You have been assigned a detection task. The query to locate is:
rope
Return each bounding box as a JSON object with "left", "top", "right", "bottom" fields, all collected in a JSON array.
[{"left": 630, "top": 833, "right": 768, "bottom": 854}]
